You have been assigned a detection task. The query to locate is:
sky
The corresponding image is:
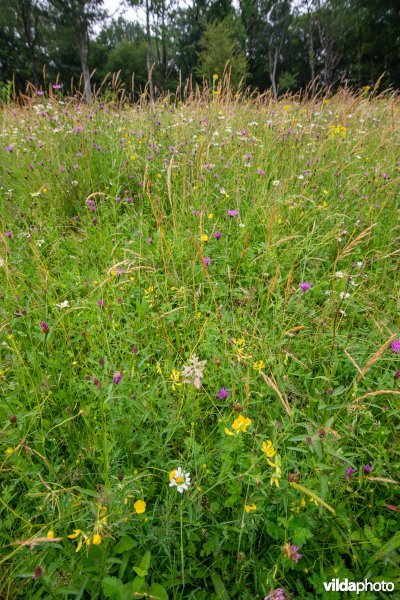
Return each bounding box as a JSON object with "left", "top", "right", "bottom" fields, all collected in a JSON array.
[{"left": 102, "top": 0, "right": 143, "bottom": 24}]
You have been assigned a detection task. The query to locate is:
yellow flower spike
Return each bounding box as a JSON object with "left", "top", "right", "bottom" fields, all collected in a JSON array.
[
  {"left": 47, "top": 530, "right": 55, "bottom": 539},
  {"left": 245, "top": 504, "right": 257, "bottom": 513},
  {"left": 134, "top": 500, "right": 146, "bottom": 514},
  {"left": 92, "top": 534, "right": 102, "bottom": 545}
]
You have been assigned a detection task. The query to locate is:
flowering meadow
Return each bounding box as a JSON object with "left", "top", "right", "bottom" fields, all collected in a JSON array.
[{"left": 0, "top": 89, "right": 399, "bottom": 599}]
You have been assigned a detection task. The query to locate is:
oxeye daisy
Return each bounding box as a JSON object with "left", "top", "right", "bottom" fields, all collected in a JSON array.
[{"left": 169, "top": 467, "right": 191, "bottom": 493}]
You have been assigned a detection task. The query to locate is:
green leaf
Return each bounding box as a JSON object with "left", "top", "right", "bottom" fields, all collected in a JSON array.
[
  {"left": 115, "top": 535, "right": 137, "bottom": 554},
  {"left": 369, "top": 531, "right": 400, "bottom": 563},
  {"left": 101, "top": 576, "right": 124, "bottom": 599},
  {"left": 210, "top": 571, "right": 230, "bottom": 600},
  {"left": 149, "top": 583, "right": 169, "bottom": 600}
]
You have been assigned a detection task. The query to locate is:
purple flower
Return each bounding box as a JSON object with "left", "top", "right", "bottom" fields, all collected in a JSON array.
[
  {"left": 203, "top": 257, "right": 211, "bottom": 267},
  {"left": 345, "top": 466, "right": 356, "bottom": 479},
  {"left": 41, "top": 321, "right": 49, "bottom": 334},
  {"left": 390, "top": 340, "right": 400, "bottom": 353},
  {"left": 146, "top": 237, "right": 153, "bottom": 245},
  {"left": 214, "top": 231, "right": 222, "bottom": 239},
  {"left": 37, "top": 90, "right": 44, "bottom": 96},
  {"left": 52, "top": 84, "right": 62, "bottom": 90},
  {"left": 216, "top": 387, "right": 230, "bottom": 399},
  {"left": 299, "top": 282, "right": 312, "bottom": 293},
  {"left": 5, "top": 231, "right": 12, "bottom": 238},
  {"left": 394, "top": 370, "right": 400, "bottom": 380},
  {"left": 227, "top": 209, "right": 238, "bottom": 217},
  {"left": 283, "top": 542, "right": 303, "bottom": 563},
  {"left": 6, "top": 145, "right": 14, "bottom": 153},
  {"left": 97, "top": 299, "right": 103, "bottom": 308},
  {"left": 265, "top": 590, "right": 286, "bottom": 600},
  {"left": 364, "top": 464, "right": 372, "bottom": 474},
  {"left": 113, "top": 371, "right": 122, "bottom": 384},
  {"left": 256, "top": 168, "right": 266, "bottom": 175}
]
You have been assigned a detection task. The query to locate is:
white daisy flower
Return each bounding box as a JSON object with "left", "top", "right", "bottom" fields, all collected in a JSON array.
[
  {"left": 55, "top": 300, "right": 70, "bottom": 308},
  {"left": 340, "top": 292, "right": 350, "bottom": 299},
  {"left": 169, "top": 467, "right": 191, "bottom": 493}
]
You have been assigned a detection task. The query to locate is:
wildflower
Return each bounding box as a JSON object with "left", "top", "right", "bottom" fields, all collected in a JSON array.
[
  {"left": 181, "top": 354, "right": 206, "bottom": 389},
  {"left": 92, "top": 534, "right": 102, "bottom": 545},
  {"left": 169, "top": 369, "right": 181, "bottom": 390},
  {"left": 268, "top": 456, "right": 282, "bottom": 487},
  {"left": 261, "top": 440, "right": 276, "bottom": 458},
  {"left": 245, "top": 504, "right": 257, "bottom": 513},
  {"left": 5, "top": 231, "right": 12, "bottom": 237},
  {"left": 203, "top": 257, "right": 211, "bottom": 267},
  {"left": 216, "top": 387, "right": 229, "bottom": 399},
  {"left": 208, "top": 213, "right": 213, "bottom": 219},
  {"left": 224, "top": 427, "right": 234, "bottom": 436},
  {"left": 264, "top": 589, "right": 286, "bottom": 600},
  {"left": 6, "top": 145, "right": 14, "bottom": 153},
  {"left": 283, "top": 542, "right": 303, "bottom": 563},
  {"left": 68, "top": 529, "right": 85, "bottom": 552},
  {"left": 34, "top": 566, "right": 44, "bottom": 578},
  {"left": 47, "top": 530, "right": 55, "bottom": 539},
  {"left": 394, "top": 370, "right": 400, "bottom": 380},
  {"left": 227, "top": 209, "right": 238, "bottom": 217},
  {"left": 256, "top": 168, "right": 266, "bottom": 175},
  {"left": 213, "top": 73, "right": 219, "bottom": 81},
  {"left": 231, "top": 338, "right": 252, "bottom": 362},
  {"left": 134, "top": 499, "right": 146, "bottom": 514},
  {"left": 391, "top": 340, "right": 400, "bottom": 353},
  {"left": 299, "top": 282, "right": 312, "bottom": 293},
  {"left": 340, "top": 292, "right": 350, "bottom": 300},
  {"left": 52, "top": 84, "right": 62, "bottom": 90},
  {"left": 253, "top": 360, "right": 265, "bottom": 372},
  {"left": 41, "top": 321, "right": 49, "bottom": 334},
  {"left": 272, "top": 180, "right": 281, "bottom": 186},
  {"left": 113, "top": 371, "right": 122, "bottom": 384},
  {"left": 97, "top": 299, "right": 103, "bottom": 308},
  {"left": 214, "top": 231, "right": 222, "bottom": 239},
  {"left": 345, "top": 466, "right": 356, "bottom": 479},
  {"left": 364, "top": 464, "right": 372, "bottom": 474},
  {"left": 169, "top": 467, "right": 191, "bottom": 493},
  {"left": 201, "top": 234, "right": 208, "bottom": 242},
  {"left": 231, "top": 414, "right": 252, "bottom": 433},
  {"left": 55, "top": 300, "right": 69, "bottom": 309}
]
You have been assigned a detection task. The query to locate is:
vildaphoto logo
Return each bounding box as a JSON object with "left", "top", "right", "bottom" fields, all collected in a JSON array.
[{"left": 323, "top": 579, "right": 395, "bottom": 594}]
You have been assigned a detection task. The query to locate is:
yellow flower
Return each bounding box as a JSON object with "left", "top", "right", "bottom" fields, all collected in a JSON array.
[
  {"left": 201, "top": 234, "right": 208, "bottom": 242},
  {"left": 208, "top": 213, "right": 213, "bottom": 219},
  {"left": 156, "top": 363, "right": 163, "bottom": 375},
  {"left": 245, "top": 504, "right": 257, "bottom": 513},
  {"left": 213, "top": 73, "right": 219, "bottom": 80},
  {"left": 68, "top": 529, "right": 82, "bottom": 540},
  {"left": 130, "top": 154, "right": 136, "bottom": 160},
  {"left": 231, "top": 414, "right": 252, "bottom": 433},
  {"left": 134, "top": 499, "right": 146, "bottom": 514},
  {"left": 5, "top": 447, "right": 14, "bottom": 456},
  {"left": 224, "top": 427, "right": 234, "bottom": 436},
  {"left": 92, "top": 534, "right": 102, "bottom": 545},
  {"left": 261, "top": 440, "right": 276, "bottom": 458},
  {"left": 253, "top": 360, "right": 265, "bottom": 372},
  {"left": 47, "top": 530, "right": 55, "bottom": 539}
]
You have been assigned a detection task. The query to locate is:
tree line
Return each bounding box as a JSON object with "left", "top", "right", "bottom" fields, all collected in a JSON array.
[{"left": 0, "top": 0, "right": 399, "bottom": 101}]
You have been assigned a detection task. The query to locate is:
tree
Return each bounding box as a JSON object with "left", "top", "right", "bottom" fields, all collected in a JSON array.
[
  {"left": 196, "top": 17, "right": 247, "bottom": 86},
  {"left": 48, "top": 0, "right": 105, "bottom": 101}
]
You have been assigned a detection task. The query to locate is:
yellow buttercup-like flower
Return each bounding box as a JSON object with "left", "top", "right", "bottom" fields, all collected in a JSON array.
[
  {"left": 92, "top": 534, "right": 102, "bottom": 545},
  {"left": 134, "top": 499, "right": 146, "bottom": 514},
  {"left": 245, "top": 504, "right": 257, "bottom": 513},
  {"left": 201, "top": 234, "right": 208, "bottom": 242}
]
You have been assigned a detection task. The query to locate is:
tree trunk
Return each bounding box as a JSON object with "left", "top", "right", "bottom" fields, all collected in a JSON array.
[
  {"left": 145, "top": 0, "right": 155, "bottom": 102},
  {"left": 78, "top": 22, "right": 92, "bottom": 103},
  {"left": 17, "top": 0, "right": 39, "bottom": 87}
]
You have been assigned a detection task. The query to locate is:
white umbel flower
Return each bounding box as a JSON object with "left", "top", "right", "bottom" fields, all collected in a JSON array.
[{"left": 169, "top": 467, "right": 191, "bottom": 493}]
